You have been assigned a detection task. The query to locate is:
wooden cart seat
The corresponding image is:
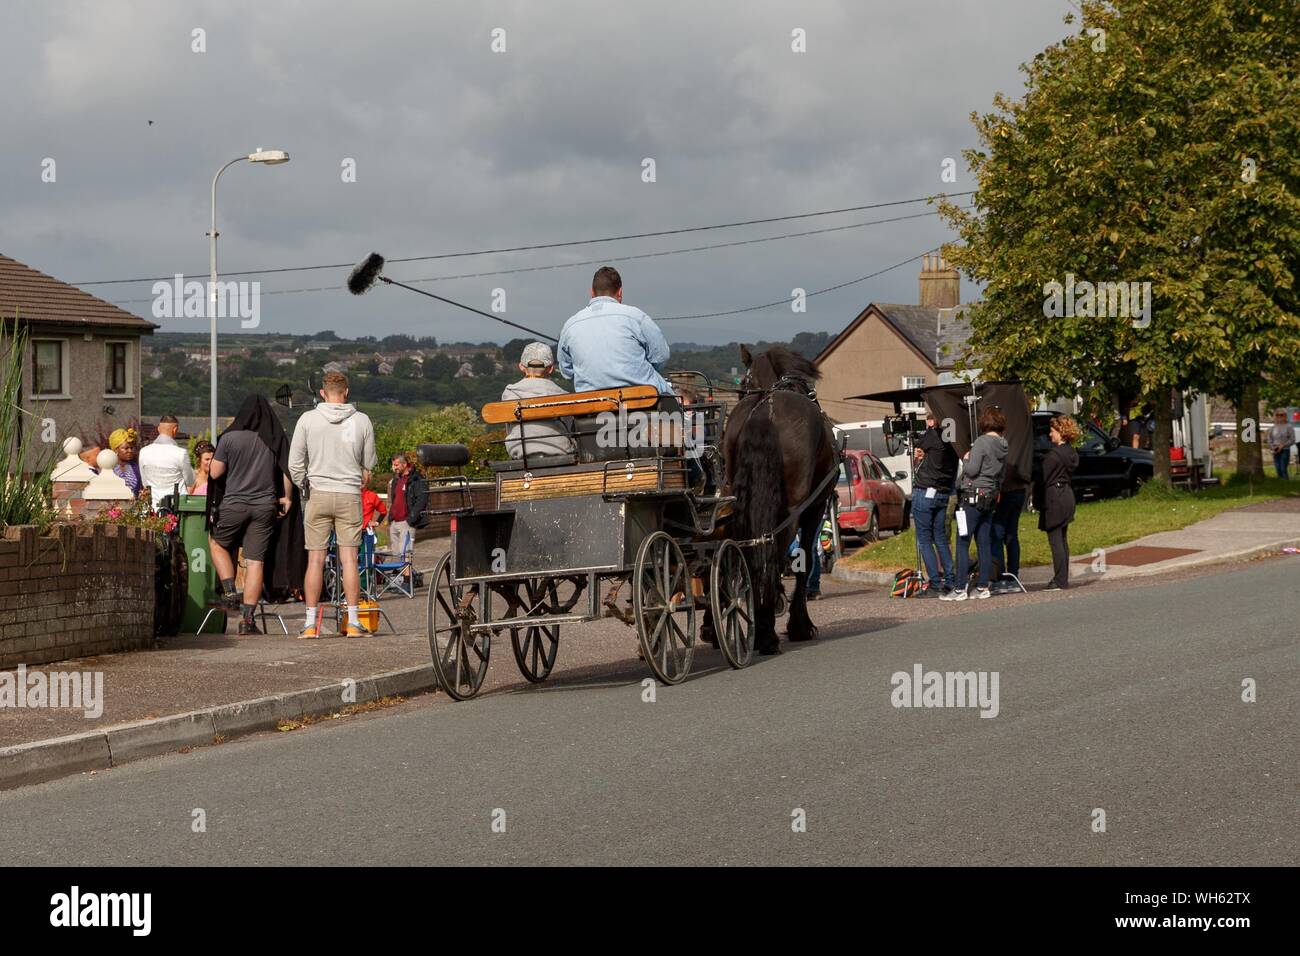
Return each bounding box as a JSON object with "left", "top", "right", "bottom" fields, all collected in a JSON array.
[
  {"left": 488, "top": 453, "right": 577, "bottom": 473},
  {"left": 481, "top": 384, "right": 660, "bottom": 424}
]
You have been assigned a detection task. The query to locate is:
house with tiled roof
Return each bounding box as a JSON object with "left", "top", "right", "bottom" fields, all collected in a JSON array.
[
  {"left": 1, "top": 253, "right": 156, "bottom": 447},
  {"left": 814, "top": 255, "right": 979, "bottom": 422}
]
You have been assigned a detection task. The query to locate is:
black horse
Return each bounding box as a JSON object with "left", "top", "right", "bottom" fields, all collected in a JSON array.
[{"left": 721, "top": 345, "right": 838, "bottom": 655}]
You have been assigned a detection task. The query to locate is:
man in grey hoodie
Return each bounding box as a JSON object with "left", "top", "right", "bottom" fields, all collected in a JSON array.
[
  {"left": 941, "top": 406, "right": 1009, "bottom": 601},
  {"left": 289, "top": 370, "right": 378, "bottom": 637}
]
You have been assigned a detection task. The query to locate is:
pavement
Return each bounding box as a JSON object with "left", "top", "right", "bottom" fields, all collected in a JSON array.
[
  {"left": 3, "top": 498, "right": 1299, "bottom": 792},
  {"left": 0, "top": 555, "right": 1293, "bottom": 865},
  {"left": 833, "top": 494, "right": 1300, "bottom": 586}
]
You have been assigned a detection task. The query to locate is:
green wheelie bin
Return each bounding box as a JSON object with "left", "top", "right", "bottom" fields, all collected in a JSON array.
[{"left": 177, "top": 494, "right": 226, "bottom": 634}]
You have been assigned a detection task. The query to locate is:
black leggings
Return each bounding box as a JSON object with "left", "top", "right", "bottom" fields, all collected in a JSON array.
[{"left": 1047, "top": 524, "right": 1071, "bottom": 588}]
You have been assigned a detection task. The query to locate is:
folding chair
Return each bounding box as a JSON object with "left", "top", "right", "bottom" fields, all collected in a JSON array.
[{"left": 372, "top": 531, "right": 416, "bottom": 598}]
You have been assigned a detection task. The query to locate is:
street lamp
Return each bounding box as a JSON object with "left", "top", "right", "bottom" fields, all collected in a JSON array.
[{"left": 208, "top": 147, "right": 290, "bottom": 439}]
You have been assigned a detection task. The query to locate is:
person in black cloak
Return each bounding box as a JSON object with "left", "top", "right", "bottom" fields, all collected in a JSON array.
[{"left": 205, "top": 395, "right": 305, "bottom": 614}]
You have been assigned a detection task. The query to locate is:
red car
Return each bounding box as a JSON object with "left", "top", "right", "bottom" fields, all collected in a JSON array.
[{"left": 836, "top": 449, "right": 908, "bottom": 541}]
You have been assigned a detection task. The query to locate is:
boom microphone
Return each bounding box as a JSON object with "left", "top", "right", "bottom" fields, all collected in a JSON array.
[
  {"left": 345, "top": 251, "right": 558, "bottom": 343},
  {"left": 347, "top": 252, "right": 386, "bottom": 295}
]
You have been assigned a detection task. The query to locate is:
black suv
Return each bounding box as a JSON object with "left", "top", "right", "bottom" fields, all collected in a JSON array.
[{"left": 1031, "top": 411, "right": 1154, "bottom": 500}]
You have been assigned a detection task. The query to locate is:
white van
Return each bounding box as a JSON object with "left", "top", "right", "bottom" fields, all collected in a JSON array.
[{"left": 832, "top": 421, "right": 914, "bottom": 497}]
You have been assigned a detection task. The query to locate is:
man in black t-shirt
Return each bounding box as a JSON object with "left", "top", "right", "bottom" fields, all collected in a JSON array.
[
  {"left": 911, "top": 412, "right": 959, "bottom": 595},
  {"left": 209, "top": 428, "right": 292, "bottom": 633}
]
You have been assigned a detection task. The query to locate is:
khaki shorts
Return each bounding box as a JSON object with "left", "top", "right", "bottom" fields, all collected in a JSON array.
[{"left": 304, "top": 490, "right": 364, "bottom": 550}]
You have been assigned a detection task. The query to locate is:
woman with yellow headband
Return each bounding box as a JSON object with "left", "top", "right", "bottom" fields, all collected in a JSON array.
[{"left": 109, "top": 427, "right": 143, "bottom": 497}]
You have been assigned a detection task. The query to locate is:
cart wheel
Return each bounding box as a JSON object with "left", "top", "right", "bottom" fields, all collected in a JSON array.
[
  {"left": 510, "top": 578, "right": 560, "bottom": 683},
  {"left": 633, "top": 531, "right": 696, "bottom": 684},
  {"left": 710, "top": 540, "right": 754, "bottom": 669},
  {"left": 426, "top": 552, "right": 493, "bottom": 701}
]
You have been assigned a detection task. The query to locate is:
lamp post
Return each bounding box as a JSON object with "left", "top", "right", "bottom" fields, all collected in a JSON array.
[{"left": 208, "top": 147, "right": 290, "bottom": 439}]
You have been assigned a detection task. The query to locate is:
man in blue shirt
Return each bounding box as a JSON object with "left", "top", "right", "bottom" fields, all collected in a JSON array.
[{"left": 557, "top": 267, "right": 674, "bottom": 395}]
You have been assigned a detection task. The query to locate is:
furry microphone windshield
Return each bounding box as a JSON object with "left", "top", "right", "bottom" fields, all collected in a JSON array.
[{"left": 347, "top": 252, "right": 385, "bottom": 295}]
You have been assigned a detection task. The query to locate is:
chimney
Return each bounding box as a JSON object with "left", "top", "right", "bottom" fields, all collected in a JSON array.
[{"left": 919, "top": 254, "right": 960, "bottom": 309}]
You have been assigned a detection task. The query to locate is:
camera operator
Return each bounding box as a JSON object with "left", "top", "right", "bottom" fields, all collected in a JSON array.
[{"left": 912, "top": 412, "right": 959, "bottom": 597}]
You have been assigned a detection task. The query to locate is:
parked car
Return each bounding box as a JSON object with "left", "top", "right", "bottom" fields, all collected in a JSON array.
[
  {"left": 832, "top": 420, "right": 913, "bottom": 496},
  {"left": 836, "top": 448, "right": 908, "bottom": 540},
  {"left": 1031, "top": 412, "right": 1154, "bottom": 500}
]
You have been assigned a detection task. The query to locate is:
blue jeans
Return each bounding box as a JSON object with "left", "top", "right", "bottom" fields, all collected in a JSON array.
[
  {"left": 955, "top": 503, "right": 994, "bottom": 590},
  {"left": 990, "top": 489, "right": 1026, "bottom": 577},
  {"left": 1275, "top": 448, "right": 1291, "bottom": 480},
  {"left": 912, "top": 488, "right": 954, "bottom": 590}
]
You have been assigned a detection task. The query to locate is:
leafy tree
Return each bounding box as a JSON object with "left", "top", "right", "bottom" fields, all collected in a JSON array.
[
  {"left": 423, "top": 353, "right": 459, "bottom": 379},
  {"left": 374, "top": 404, "right": 505, "bottom": 481},
  {"left": 940, "top": 0, "right": 1300, "bottom": 481}
]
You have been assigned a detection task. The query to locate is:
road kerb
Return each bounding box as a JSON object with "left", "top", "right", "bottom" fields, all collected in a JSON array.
[
  {"left": 0, "top": 665, "right": 438, "bottom": 792},
  {"left": 831, "top": 536, "right": 1300, "bottom": 587},
  {"left": 0, "top": 731, "right": 113, "bottom": 791}
]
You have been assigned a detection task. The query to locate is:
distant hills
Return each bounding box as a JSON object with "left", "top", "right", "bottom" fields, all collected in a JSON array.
[{"left": 141, "top": 329, "right": 833, "bottom": 418}]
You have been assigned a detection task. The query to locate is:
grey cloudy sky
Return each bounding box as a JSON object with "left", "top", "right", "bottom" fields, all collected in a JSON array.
[{"left": 1, "top": 0, "right": 1074, "bottom": 346}]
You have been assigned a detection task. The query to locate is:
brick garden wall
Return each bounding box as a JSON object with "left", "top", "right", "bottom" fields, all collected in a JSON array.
[{"left": 0, "top": 523, "right": 156, "bottom": 668}]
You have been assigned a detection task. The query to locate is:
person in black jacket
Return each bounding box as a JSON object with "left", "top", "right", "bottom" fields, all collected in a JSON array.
[
  {"left": 384, "top": 452, "right": 429, "bottom": 580},
  {"left": 912, "top": 412, "right": 959, "bottom": 595},
  {"left": 1035, "top": 415, "right": 1081, "bottom": 590}
]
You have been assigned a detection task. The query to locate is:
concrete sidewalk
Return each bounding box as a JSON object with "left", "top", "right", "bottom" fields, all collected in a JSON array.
[{"left": 833, "top": 495, "right": 1300, "bottom": 586}]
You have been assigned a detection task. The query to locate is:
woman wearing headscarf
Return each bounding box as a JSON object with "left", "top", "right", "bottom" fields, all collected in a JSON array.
[
  {"left": 109, "top": 427, "right": 143, "bottom": 497},
  {"left": 1035, "top": 415, "right": 1081, "bottom": 591}
]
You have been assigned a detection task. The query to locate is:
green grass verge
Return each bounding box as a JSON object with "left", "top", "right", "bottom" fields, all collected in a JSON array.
[{"left": 845, "top": 475, "right": 1298, "bottom": 572}]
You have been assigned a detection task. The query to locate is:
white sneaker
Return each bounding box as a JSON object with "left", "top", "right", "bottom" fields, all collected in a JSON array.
[
  {"left": 940, "top": 587, "right": 968, "bottom": 602},
  {"left": 974, "top": 587, "right": 992, "bottom": 600}
]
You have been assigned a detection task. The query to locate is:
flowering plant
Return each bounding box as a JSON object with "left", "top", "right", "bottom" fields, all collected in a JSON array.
[{"left": 94, "top": 497, "right": 179, "bottom": 534}]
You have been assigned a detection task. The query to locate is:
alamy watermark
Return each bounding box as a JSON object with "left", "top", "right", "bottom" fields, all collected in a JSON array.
[
  {"left": 50, "top": 886, "right": 150, "bottom": 936},
  {"left": 1043, "top": 273, "right": 1151, "bottom": 328},
  {"left": 151, "top": 275, "right": 261, "bottom": 328},
  {"left": 0, "top": 664, "right": 104, "bottom": 718},
  {"left": 595, "top": 406, "right": 705, "bottom": 459},
  {"left": 890, "top": 663, "right": 999, "bottom": 718}
]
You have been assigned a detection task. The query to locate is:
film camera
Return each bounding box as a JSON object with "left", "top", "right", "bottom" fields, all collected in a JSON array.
[{"left": 882, "top": 413, "right": 927, "bottom": 438}]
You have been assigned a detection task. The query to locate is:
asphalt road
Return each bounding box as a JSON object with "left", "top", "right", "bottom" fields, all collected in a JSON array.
[{"left": 1, "top": 559, "right": 1294, "bottom": 866}]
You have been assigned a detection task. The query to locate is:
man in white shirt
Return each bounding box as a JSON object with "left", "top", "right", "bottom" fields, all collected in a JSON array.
[{"left": 138, "top": 414, "right": 195, "bottom": 509}]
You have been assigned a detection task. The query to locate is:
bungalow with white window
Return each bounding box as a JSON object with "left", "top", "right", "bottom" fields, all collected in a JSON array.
[{"left": 1, "top": 253, "right": 156, "bottom": 452}]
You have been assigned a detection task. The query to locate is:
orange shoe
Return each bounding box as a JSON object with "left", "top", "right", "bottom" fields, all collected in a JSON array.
[
  {"left": 298, "top": 624, "right": 319, "bottom": 639},
  {"left": 345, "top": 622, "right": 373, "bottom": 638}
]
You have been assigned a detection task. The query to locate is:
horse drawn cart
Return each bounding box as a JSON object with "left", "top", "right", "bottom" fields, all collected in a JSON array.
[{"left": 419, "top": 382, "right": 758, "bottom": 700}]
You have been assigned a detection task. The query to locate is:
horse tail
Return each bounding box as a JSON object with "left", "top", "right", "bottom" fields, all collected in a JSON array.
[{"left": 732, "top": 405, "right": 785, "bottom": 608}]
